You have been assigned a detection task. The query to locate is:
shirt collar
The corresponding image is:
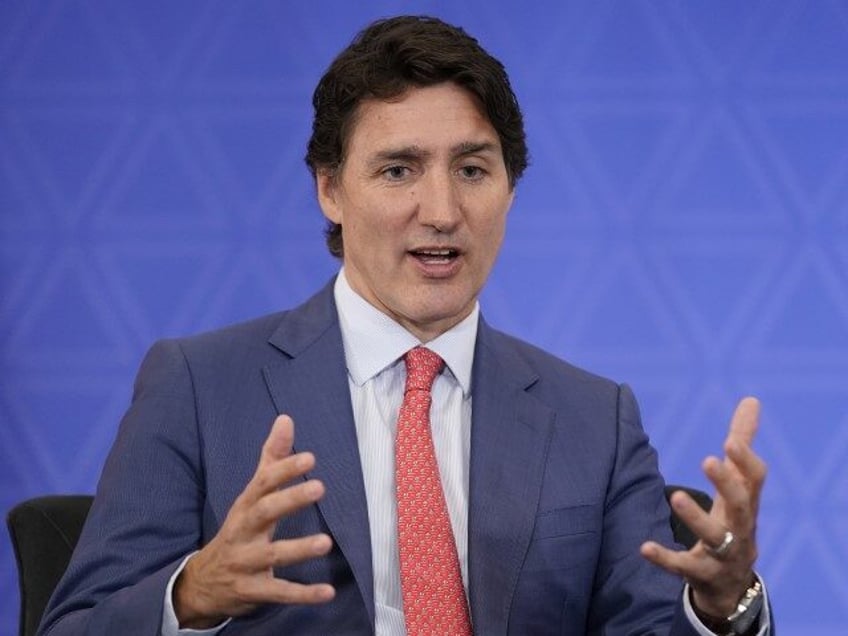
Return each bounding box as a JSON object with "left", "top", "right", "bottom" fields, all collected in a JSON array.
[{"left": 334, "top": 269, "right": 478, "bottom": 396}]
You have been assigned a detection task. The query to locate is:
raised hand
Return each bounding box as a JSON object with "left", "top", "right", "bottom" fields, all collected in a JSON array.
[
  {"left": 641, "top": 397, "right": 767, "bottom": 617},
  {"left": 174, "top": 415, "right": 336, "bottom": 629}
]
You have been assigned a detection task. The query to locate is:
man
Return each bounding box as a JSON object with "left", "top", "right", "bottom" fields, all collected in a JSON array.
[{"left": 39, "top": 15, "right": 770, "bottom": 636}]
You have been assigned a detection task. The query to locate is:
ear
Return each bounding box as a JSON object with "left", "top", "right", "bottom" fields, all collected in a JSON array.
[{"left": 316, "top": 170, "right": 343, "bottom": 224}]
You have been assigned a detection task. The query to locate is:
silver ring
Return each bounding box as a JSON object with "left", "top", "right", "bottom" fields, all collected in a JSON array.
[{"left": 706, "top": 530, "right": 735, "bottom": 558}]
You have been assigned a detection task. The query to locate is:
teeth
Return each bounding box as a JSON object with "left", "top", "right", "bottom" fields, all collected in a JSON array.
[{"left": 417, "top": 249, "right": 453, "bottom": 256}]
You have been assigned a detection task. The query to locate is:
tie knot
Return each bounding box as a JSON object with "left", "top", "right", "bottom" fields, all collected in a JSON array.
[{"left": 403, "top": 347, "right": 444, "bottom": 393}]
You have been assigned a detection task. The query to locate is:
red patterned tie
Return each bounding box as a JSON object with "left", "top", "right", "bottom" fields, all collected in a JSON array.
[{"left": 396, "top": 347, "right": 472, "bottom": 636}]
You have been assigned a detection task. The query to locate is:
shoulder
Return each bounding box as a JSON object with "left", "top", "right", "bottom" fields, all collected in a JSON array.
[
  {"left": 177, "top": 310, "right": 290, "bottom": 354},
  {"left": 481, "top": 322, "right": 620, "bottom": 393},
  {"left": 130, "top": 283, "right": 340, "bottom": 410},
  {"left": 151, "top": 279, "right": 338, "bottom": 364},
  {"left": 477, "top": 321, "right": 635, "bottom": 435}
]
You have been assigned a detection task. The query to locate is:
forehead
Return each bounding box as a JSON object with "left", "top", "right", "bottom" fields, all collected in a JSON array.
[{"left": 343, "top": 83, "right": 500, "bottom": 157}]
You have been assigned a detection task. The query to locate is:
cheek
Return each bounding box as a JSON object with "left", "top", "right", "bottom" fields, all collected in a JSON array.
[
  {"left": 343, "top": 202, "right": 404, "bottom": 258},
  {"left": 476, "top": 210, "right": 508, "bottom": 248}
]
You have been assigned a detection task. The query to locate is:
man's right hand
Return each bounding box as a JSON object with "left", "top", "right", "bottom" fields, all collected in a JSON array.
[{"left": 174, "top": 414, "right": 336, "bottom": 629}]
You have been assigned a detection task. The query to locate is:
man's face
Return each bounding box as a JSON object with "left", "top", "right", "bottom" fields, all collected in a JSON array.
[{"left": 317, "top": 82, "right": 514, "bottom": 342}]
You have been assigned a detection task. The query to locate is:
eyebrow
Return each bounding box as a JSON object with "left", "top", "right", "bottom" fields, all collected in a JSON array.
[
  {"left": 370, "top": 145, "right": 430, "bottom": 165},
  {"left": 452, "top": 141, "right": 499, "bottom": 157},
  {"left": 368, "top": 141, "right": 500, "bottom": 166}
]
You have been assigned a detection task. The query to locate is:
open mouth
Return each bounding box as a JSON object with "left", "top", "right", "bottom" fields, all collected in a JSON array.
[{"left": 409, "top": 248, "right": 460, "bottom": 264}]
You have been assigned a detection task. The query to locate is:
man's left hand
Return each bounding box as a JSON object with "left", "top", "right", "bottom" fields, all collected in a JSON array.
[{"left": 640, "top": 396, "right": 767, "bottom": 617}]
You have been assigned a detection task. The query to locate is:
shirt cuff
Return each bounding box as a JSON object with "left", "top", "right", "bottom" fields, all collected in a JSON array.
[
  {"left": 682, "top": 574, "right": 771, "bottom": 636},
  {"left": 161, "top": 551, "right": 232, "bottom": 636}
]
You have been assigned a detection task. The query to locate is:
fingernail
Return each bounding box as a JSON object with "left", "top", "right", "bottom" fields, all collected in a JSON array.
[
  {"left": 306, "top": 480, "right": 323, "bottom": 497},
  {"left": 314, "top": 535, "right": 331, "bottom": 552},
  {"left": 295, "top": 453, "right": 312, "bottom": 469}
]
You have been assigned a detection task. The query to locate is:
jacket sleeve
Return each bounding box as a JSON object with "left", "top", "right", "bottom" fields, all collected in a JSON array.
[
  {"left": 39, "top": 339, "right": 208, "bottom": 636},
  {"left": 586, "top": 383, "right": 703, "bottom": 636}
]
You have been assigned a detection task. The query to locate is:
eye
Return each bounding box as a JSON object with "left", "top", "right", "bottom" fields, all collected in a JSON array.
[
  {"left": 458, "top": 165, "right": 486, "bottom": 180},
  {"left": 382, "top": 165, "right": 411, "bottom": 181}
]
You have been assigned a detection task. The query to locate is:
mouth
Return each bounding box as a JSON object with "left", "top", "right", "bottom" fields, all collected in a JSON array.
[
  {"left": 408, "top": 247, "right": 462, "bottom": 278},
  {"left": 408, "top": 247, "right": 461, "bottom": 264},
  {"left": 409, "top": 248, "right": 459, "bottom": 264}
]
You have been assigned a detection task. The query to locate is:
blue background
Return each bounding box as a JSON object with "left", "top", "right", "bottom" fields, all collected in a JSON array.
[{"left": 2, "top": 1, "right": 847, "bottom": 634}]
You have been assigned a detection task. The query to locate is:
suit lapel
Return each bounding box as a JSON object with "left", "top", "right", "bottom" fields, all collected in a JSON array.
[
  {"left": 467, "top": 320, "right": 555, "bottom": 635},
  {"left": 262, "top": 282, "right": 375, "bottom": 626}
]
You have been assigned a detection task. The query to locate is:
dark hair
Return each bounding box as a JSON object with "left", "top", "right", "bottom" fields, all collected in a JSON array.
[{"left": 305, "top": 15, "right": 528, "bottom": 258}]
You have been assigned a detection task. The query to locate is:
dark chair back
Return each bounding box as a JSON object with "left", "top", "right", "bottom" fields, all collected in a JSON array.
[
  {"left": 665, "top": 484, "right": 713, "bottom": 549},
  {"left": 6, "top": 495, "right": 94, "bottom": 636}
]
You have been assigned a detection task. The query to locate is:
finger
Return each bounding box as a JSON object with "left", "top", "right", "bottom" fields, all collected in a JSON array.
[
  {"left": 726, "top": 397, "right": 760, "bottom": 447},
  {"left": 667, "top": 490, "right": 728, "bottom": 550},
  {"left": 238, "top": 532, "right": 334, "bottom": 572},
  {"left": 703, "top": 456, "right": 753, "bottom": 530},
  {"left": 243, "top": 479, "right": 326, "bottom": 535},
  {"left": 237, "top": 578, "right": 336, "bottom": 608},
  {"left": 270, "top": 533, "right": 333, "bottom": 568},
  {"left": 236, "top": 451, "right": 317, "bottom": 515},
  {"left": 724, "top": 438, "right": 767, "bottom": 492},
  {"left": 640, "top": 541, "right": 707, "bottom": 580},
  {"left": 265, "top": 414, "right": 296, "bottom": 461},
  {"left": 245, "top": 415, "right": 299, "bottom": 501},
  {"left": 267, "top": 579, "right": 336, "bottom": 605}
]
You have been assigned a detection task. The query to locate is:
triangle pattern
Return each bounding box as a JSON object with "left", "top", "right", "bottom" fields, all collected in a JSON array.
[
  {"left": 626, "top": 374, "right": 690, "bottom": 451},
  {"left": 192, "top": 3, "right": 322, "bottom": 90},
  {"left": 837, "top": 239, "right": 848, "bottom": 278},
  {"left": 0, "top": 246, "right": 46, "bottom": 319},
  {"left": 270, "top": 239, "right": 338, "bottom": 297},
  {"left": 568, "top": 3, "right": 690, "bottom": 80},
  {"left": 523, "top": 112, "right": 608, "bottom": 228},
  {"left": 654, "top": 113, "right": 784, "bottom": 227},
  {"left": 767, "top": 523, "right": 848, "bottom": 622},
  {"left": 111, "top": 0, "right": 210, "bottom": 71},
  {"left": 448, "top": 3, "right": 585, "bottom": 86},
  {"left": 6, "top": 252, "right": 131, "bottom": 365},
  {"left": 16, "top": 111, "right": 131, "bottom": 216},
  {"left": 98, "top": 243, "right": 226, "bottom": 341},
  {"left": 567, "top": 253, "right": 688, "bottom": 355},
  {"left": 0, "top": 125, "right": 46, "bottom": 228},
  {"left": 753, "top": 105, "right": 848, "bottom": 207},
  {"left": 754, "top": 384, "right": 848, "bottom": 494},
  {"left": 565, "top": 105, "right": 688, "bottom": 206},
  {"left": 5, "top": 379, "right": 124, "bottom": 490},
  {"left": 12, "top": 1, "right": 128, "bottom": 85},
  {"left": 482, "top": 239, "right": 595, "bottom": 347},
  {"left": 657, "top": 387, "right": 738, "bottom": 484},
  {"left": 0, "top": 401, "right": 40, "bottom": 494},
  {"left": 97, "top": 120, "right": 223, "bottom": 230},
  {"left": 753, "top": 253, "right": 848, "bottom": 351},
  {"left": 825, "top": 513, "right": 848, "bottom": 585},
  {"left": 671, "top": 1, "right": 765, "bottom": 75},
  {"left": 649, "top": 239, "right": 784, "bottom": 344},
  {"left": 205, "top": 243, "right": 336, "bottom": 329},
  {"left": 190, "top": 108, "right": 311, "bottom": 218},
  {"left": 833, "top": 463, "right": 848, "bottom": 506},
  {"left": 757, "top": 0, "right": 848, "bottom": 78},
  {"left": 203, "top": 251, "right": 289, "bottom": 328}
]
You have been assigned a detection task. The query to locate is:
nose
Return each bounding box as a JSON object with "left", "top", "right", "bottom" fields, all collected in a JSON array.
[{"left": 417, "top": 170, "right": 462, "bottom": 233}]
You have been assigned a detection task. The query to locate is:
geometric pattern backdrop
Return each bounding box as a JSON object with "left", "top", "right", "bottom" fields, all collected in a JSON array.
[{"left": 2, "top": 2, "right": 847, "bottom": 633}]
